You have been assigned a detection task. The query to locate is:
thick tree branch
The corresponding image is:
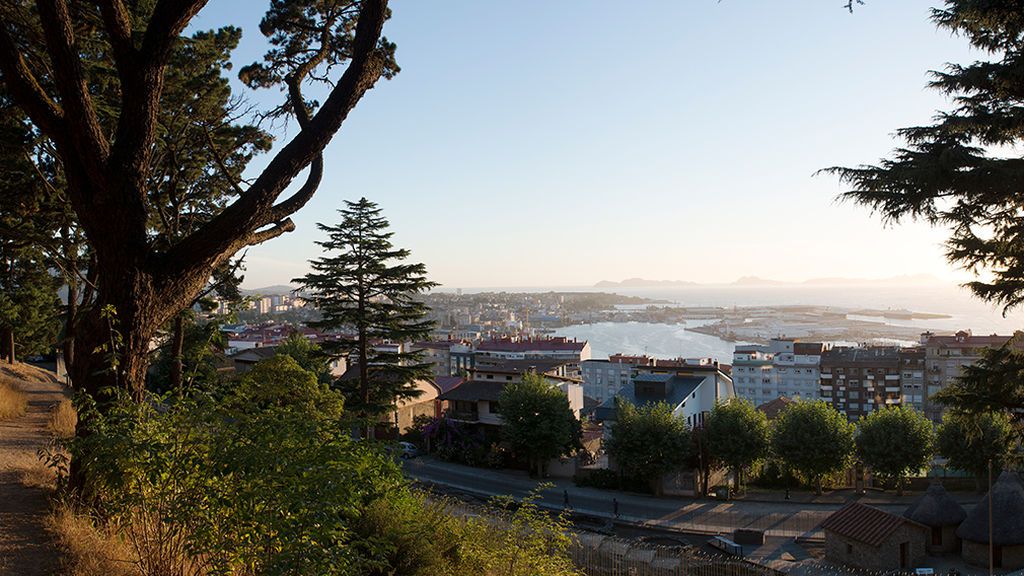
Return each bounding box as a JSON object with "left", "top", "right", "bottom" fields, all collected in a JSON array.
[
  {"left": 0, "top": 23, "right": 63, "bottom": 138},
  {"left": 97, "top": 0, "right": 135, "bottom": 68},
  {"left": 36, "top": 0, "right": 110, "bottom": 168},
  {"left": 107, "top": 0, "right": 209, "bottom": 210},
  {"left": 244, "top": 219, "right": 296, "bottom": 247},
  {"left": 161, "top": 0, "right": 390, "bottom": 276}
]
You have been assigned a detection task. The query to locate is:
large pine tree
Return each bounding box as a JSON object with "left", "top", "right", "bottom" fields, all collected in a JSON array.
[
  {"left": 297, "top": 198, "right": 436, "bottom": 435},
  {"left": 829, "top": 1, "right": 1024, "bottom": 312}
]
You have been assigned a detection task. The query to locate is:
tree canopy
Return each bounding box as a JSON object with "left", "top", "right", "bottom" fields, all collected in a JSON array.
[
  {"left": 855, "top": 407, "right": 934, "bottom": 495},
  {"left": 296, "top": 197, "right": 436, "bottom": 432},
  {"left": 605, "top": 400, "right": 691, "bottom": 495},
  {"left": 498, "top": 373, "right": 582, "bottom": 478},
  {"left": 937, "top": 410, "right": 1016, "bottom": 487},
  {"left": 0, "top": 0, "right": 398, "bottom": 399},
  {"left": 706, "top": 398, "right": 770, "bottom": 490},
  {"left": 770, "top": 401, "right": 855, "bottom": 494},
  {"left": 829, "top": 1, "right": 1024, "bottom": 312}
]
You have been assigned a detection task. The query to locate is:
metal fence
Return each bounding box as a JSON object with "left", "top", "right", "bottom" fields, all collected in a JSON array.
[{"left": 568, "top": 533, "right": 779, "bottom": 576}]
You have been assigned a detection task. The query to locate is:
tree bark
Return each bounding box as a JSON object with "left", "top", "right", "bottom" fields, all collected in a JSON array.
[{"left": 2, "top": 327, "right": 13, "bottom": 364}]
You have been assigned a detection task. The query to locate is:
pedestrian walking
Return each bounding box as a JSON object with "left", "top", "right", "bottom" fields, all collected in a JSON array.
[
  {"left": 563, "top": 489, "right": 570, "bottom": 509},
  {"left": 613, "top": 497, "right": 619, "bottom": 519}
]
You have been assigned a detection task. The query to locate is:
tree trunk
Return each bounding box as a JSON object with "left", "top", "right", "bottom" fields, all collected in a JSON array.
[
  {"left": 1, "top": 326, "right": 13, "bottom": 364},
  {"left": 169, "top": 313, "right": 185, "bottom": 392},
  {"left": 64, "top": 282, "right": 77, "bottom": 369},
  {"left": 816, "top": 476, "right": 824, "bottom": 495}
]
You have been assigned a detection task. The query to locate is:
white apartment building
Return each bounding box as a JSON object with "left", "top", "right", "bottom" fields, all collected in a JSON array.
[{"left": 732, "top": 338, "right": 825, "bottom": 406}]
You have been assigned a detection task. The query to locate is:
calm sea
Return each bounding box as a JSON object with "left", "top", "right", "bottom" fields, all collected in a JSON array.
[{"left": 448, "top": 284, "right": 1024, "bottom": 361}]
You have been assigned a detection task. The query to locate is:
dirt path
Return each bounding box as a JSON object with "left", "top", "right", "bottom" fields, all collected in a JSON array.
[{"left": 0, "top": 364, "right": 65, "bottom": 576}]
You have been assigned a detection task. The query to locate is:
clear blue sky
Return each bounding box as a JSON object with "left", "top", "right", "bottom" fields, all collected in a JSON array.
[{"left": 192, "top": 1, "right": 976, "bottom": 289}]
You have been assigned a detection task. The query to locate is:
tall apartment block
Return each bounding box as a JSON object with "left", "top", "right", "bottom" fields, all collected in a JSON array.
[{"left": 732, "top": 338, "right": 825, "bottom": 406}]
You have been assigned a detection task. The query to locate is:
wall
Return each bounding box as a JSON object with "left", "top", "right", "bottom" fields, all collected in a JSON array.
[{"left": 825, "top": 523, "right": 928, "bottom": 571}]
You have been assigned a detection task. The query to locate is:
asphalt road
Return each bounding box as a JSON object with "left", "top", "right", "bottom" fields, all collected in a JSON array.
[{"left": 401, "top": 457, "right": 890, "bottom": 539}]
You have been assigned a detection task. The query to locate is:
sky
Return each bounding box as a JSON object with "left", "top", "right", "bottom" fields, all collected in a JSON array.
[{"left": 191, "top": 1, "right": 980, "bottom": 290}]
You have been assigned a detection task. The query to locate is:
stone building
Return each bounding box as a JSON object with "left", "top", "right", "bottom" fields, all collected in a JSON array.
[
  {"left": 821, "top": 502, "right": 929, "bottom": 571},
  {"left": 903, "top": 481, "right": 966, "bottom": 554},
  {"left": 957, "top": 471, "right": 1024, "bottom": 570}
]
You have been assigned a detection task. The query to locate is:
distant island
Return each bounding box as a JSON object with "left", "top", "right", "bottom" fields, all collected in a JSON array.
[{"left": 593, "top": 278, "right": 698, "bottom": 288}]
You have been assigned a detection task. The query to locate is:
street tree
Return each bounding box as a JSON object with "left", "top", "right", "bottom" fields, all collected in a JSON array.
[
  {"left": 829, "top": 2, "right": 1024, "bottom": 312},
  {"left": 855, "top": 407, "right": 934, "bottom": 495},
  {"left": 770, "top": 401, "right": 855, "bottom": 494},
  {"left": 0, "top": 0, "right": 398, "bottom": 400},
  {"left": 499, "top": 373, "right": 582, "bottom": 478},
  {"left": 937, "top": 410, "right": 1016, "bottom": 491},
  {"left": 706, "top": 398, "right": 770, "bottom": 491},
  {"left": 605, "top": 400, "right": 691, "bottom": 495},
  {"left": 275, "top": 331, "right": 332, "bottom": 383},
  {"left": 296, "top": 198, "right": 436, "bottom": 435}
]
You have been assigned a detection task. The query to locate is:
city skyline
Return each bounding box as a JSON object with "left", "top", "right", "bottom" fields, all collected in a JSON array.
[{"left": 192, "top": 2, "right": 979, "bottom": 289}]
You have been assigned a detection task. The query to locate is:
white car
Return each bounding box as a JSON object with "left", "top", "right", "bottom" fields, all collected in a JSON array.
[{"left": 397, "top": 442, "right": 419, "bottom": 459}]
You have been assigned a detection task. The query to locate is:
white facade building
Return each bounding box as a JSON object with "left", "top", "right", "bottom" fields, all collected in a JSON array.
[{"left": 732, "top": 338, "right": 824, "bottom": 406}]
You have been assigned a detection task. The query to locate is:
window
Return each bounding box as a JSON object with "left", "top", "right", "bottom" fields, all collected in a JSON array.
[{"left": 489, "top": 401, "right": 500, "bottom": 414}]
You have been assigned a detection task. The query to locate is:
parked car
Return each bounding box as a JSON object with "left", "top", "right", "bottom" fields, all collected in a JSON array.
[{"left": 397, "top": 442, "right": 419, "bottom": 459}]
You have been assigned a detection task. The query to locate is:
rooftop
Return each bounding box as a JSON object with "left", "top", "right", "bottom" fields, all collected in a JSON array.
[
  {"left": 821, "top": 502, "right": 926, "bottom": 547},
  {"left": 438, "top": 380, "right": 506, "bottom": 403},
  {"left": 593, "top": 373, "right": 707, "bottom": 421},
  {"left": 477, "top": 336, "right": 588, "bottom": 353}
]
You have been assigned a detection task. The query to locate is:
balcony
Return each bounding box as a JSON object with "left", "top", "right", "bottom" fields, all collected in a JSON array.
[
  {"left": 448, "top": 411, "right": 480, "bottom": 422},
  {"left": 820, "top": 385, "right": 833, "bottom": 392},
  {"left": 884, "top": 374, "right": 900, "bottom": 381},
  {"left": 885, "top": 386, "right": 900, "bottom": 393}
]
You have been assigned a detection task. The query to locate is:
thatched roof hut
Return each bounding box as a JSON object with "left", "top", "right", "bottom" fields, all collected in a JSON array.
[
  {"left": 957, "top": 471, "right": 1024, "bottom": 546},
  {"left": 904, "top": 481, "right": 966, "bottom": 527}
]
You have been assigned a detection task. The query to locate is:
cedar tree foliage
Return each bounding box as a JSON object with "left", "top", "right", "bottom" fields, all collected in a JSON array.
[
  {"left": 828, "top": 1, "right": 1024, "bottom": 313},
  {"left": 296, "top": 197, "right": 436, "bottom": 429}
]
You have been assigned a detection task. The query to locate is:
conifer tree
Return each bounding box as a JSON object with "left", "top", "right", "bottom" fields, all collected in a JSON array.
[
  {"left": 829, "top": 1, "right": 1024, "bottom": 312},
  {"left": 297, "top": 198, "right": 436, "bottom": 436}
]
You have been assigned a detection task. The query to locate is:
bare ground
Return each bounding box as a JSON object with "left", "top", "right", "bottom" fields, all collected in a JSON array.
[{"left": 0, "top": 363, "right": 66, "bottom": 575}]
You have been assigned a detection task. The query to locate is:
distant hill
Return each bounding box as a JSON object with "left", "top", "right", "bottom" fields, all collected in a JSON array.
[
  {"left": 732, "top": 276, "right": 789, "bottom": 286},
  {"left": 241, "top": 284, "right": 296, "bottom": 296},
  {"left": 594, "top": 278, "right": 698, "bottom": 288}
]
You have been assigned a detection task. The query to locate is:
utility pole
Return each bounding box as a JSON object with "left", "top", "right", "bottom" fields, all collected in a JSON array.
[{"left": 989, "top": 458, "right": 994, "bottom": 576}]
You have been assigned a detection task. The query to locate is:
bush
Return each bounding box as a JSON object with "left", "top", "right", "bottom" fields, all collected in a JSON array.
[
  {"left": 0, "top": 378, "right": 27, "bottom": 420},
  {"left": 61, "top": 356, "right": 584, "bottom": 575}
]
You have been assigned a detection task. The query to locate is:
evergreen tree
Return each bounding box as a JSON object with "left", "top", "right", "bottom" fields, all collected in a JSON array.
[
  {"left": 937, "top": 410, "right": 1016, "bottom": 491},
  {"left": 829, "top": 1, "right": 1024, "bottom": 311},
  {"left": 297, "top": 198, "right": 436, "bottom": 435},
  {"left": 0, "top": 106, "right": 60, "bottom": 363}
]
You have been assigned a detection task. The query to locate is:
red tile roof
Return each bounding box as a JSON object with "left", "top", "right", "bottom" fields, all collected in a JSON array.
[
  {"left": 477, "top": 336, "right": 587, "bottom": 352},
  {"left": 821, "top": 503, "right": 925, "bottom": 547}
]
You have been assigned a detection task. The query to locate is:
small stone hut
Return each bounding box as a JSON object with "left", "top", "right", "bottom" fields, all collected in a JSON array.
[
  {"left": 904, "top": 481, "right": 967, "bottom": 554},
  {"left": 822, "top": 502, "right": 929, "bottom": 571},
  {"left": 957, "top": 471, "right": 1024, "bottom": 570}
]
